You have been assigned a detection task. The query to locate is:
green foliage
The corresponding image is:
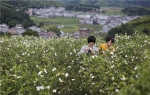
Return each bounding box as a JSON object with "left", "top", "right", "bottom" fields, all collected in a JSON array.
[
  {"left": 122, "top": 7, "right": 150, "bottom": 16},
  {"left": 0, "top": 2, "right": 35, "bottom": 28},
  {"left": 22, "top": 29, "right": 39, "bottom": 36},
  {"left": 47, "top": 25, "right": 61, "bottom": 36},
  {"left": 38, "top": 22, "right": 44, "bottom": 28},
  {"left": 1, "top": 33, "right": 150, "bottom": 94},
  {"left": 0, "top": 32, "right": 12, "bottom": 37},
  {"left": 63, "top": 0, "right": 150, "bottom": 7},
  {"left": 65, "top": 4, "right": 100, "bottom": 12},
  {"left": 119, "top": 50, "right": 150, "bottom": 95},
  {"left": 0, "top": 32, "right": 5, "bottom": 37},
  {"left": 142, "top": 28, "right": 150, "bottom": 35},
  {"left": 1, "top": 0, "right": 64, "bottom": 10},
  {"left": 108, "top": 17, "right": 150, "bottom": 36}
]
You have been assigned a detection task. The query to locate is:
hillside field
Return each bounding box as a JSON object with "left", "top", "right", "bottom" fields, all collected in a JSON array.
[
  {"left": 31, "top": 16, "right": 103, "bottom": 34},
  {"left": 1, "top": 33, "right": 150, "bottom": 94}
]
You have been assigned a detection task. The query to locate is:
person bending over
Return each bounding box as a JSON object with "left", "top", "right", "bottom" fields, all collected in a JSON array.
[
  {"left": 78, "top": 36, "right": 98, "bottom": 56},
  {"left": 98, "top": 36, "right": 115, "bottom": 53}
]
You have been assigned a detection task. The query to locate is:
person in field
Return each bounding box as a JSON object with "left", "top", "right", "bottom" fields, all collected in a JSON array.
[
  {"left": 98, "top": 36, "right": 115, "bottom": 54},
  {"left": 78, "top": 36, "right": 98, "bottom": 56}
]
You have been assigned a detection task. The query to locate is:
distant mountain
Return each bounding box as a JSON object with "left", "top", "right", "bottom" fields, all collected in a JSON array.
[{"left": 56, "top": 0, "right": 150, "bottom": 7}]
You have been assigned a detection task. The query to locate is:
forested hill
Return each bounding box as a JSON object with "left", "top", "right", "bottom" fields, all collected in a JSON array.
[
  {"left": 107, "top": 17, "right": 150, "bottom": 37},
  {"left": 0, "top": 0, "right": 63, "bottom": 28},
  {"left": 1, "top": 0, "right": 64, "bottom": 10},
  {"left": 56, "top": 0, "right": 150, "bottom": 7}
]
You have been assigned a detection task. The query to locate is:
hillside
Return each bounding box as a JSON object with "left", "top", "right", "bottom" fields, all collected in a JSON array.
[
  {"left": 107, "top": 16, "right": 150, "bottom": 36},
  {"left": 56, "top": 0, "right": 150, "bottom": 7}
]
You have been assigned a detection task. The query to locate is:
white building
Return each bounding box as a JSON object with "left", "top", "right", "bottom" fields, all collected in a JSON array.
[{"left": 0, "top": 23, "right": 9, "bottom": 33}]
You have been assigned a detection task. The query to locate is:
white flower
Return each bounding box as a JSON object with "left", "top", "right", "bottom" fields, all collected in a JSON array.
[
  {"left": 115, "top": 89, "right": 119, "bottom": 93},
  {"left": 38, "top": 71, "right": 42, "bottom": 75},
  {"left": 44, "top": 68, "right": 47, "bottom": 73},
  {"left": 36, "top": 86, "right": 41, "bottom": 91},
  {"left": 47, "top": 85, "right": 50, "bottom": 89},
  {"left": 121, "top": 76, "right": 126, "bottom": 81},
  {"left": 16, "top": 76, "right": 21, "bottom": 78},
  {"left": 40, "top": 86, "right": 44, "bottom": 90},
  {"left": 68, "top": 66, "right": 71, "bottom": 68},
  {"left": 110, "top": 65, "right": 114, "bottom": 68},
  {"left": 52, "top": 68, "right": 57, "bottom": 72},
  {"left": 65, "top": 73, "right": 69, "bottom": 78},
  {"left": 111, "top": 77, "right": 114, "bottom": 81},
  {"left": 82, "top": 67, "right": 85, "bottom": 70},
  {"left": 36, "top": 65, "right": 39, "bottom": 68},
  {"left": 135, "top": 75, "right": 138, "bottom": 78},
  {"left": 22, "top": 53, "right": 25, "bottom": 55},
  {"left": 71, "top": 79, "right": 75, "bottom": 81},
  {"left": 134, "top": 67, "right": 138, "bottom": 70},
  {"left": 53, "top": 89, "right": 57, "bottom": 93},
  {"left": 55, "top": 53, "right": 57, "bottom": 56},
  {"left": 91, "top": 82, "right": 95, "bottom": 85},
  {"left": 59, "top": 78, "right": 63, "bottom": 82},
  {"left": 73, "top": 49, "right": 76, "bottom": 53},
  {"left": 110, "top": 52, "right": 114, "bottom": 55},
  {"left": 90, "top": 74, "right": 94, "bottom": 79},
  {"left": 36, "top": 86, "right": 44, "bottom": 91},
  {"left": 70, "top": 52, "right": 72, "bottom": 55}
]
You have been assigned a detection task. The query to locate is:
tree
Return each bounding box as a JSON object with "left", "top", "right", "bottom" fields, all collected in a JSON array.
[
  {"left": 47, "top": 25, "right": 61, "bottom": 36},
  {"left": 22, "top": 29, "right": 39, "bottom": 37},
  {"left": 0, "top": 32, "right": 5, "bottom": 37},
  {"left": 142, "top": 28, "right": 150, "bottom": 35},
  {"left": 38, "top": 22, "right": 44, "bottom": 27},
  {"left": 8, "top": 20, "right": 18, "bottom": 28}
]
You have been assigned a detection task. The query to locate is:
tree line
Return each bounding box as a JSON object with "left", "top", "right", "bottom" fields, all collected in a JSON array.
[
  {"left": 65, "top": 4, "right": 100, "bottom": 12},
  {"left": 121, "top": 7, "right": 150, "bottom": 16},
  {"left": 107, "top": 17, "right": 150, "bottom": 37}
]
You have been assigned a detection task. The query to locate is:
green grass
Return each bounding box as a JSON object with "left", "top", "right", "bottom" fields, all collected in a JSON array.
[
  {"left": 31, "top": 16, "right": 79, "bottom": 25},
  {"left": 31, "top": 16, "right": 103, "bottom": 33},
  {"left": 101, "top": 7, "right": 126, "bottom": 16},
  {"left": 133, "top": 23, "right": 150, "bottom": 33}
]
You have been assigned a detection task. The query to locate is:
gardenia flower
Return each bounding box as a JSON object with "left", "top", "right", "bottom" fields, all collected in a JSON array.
[
  {"left": 38, "top": 71, "right": 42, "bottom": 75},
  {"left": 65, "top": 73, "right": 69, "bottom": 78},
  {"left": 121, "top": 76, "right": 126, "bottom": 81},
  {"left": 52, "top": 68, "right": 57, "bottom": 72},
  {"left": 36, "top": 86, "right": 44, "bottom": 91},
  {"left": 111, "top": 77, "right": 114, "bottom": 81},
  {"left": 71, "top": 79, "right": 75, "bottom": 81},
  {"left": 134, "top": 67, "right": 138, "bottom": 70},
  {"left": 47, "top": 85, "right": 50, "bottom": 89},
  {"left": 115, "top": 89, "right": 119, "bottom": 93},
  {"left": 59, "top": 78, "right": 63, "bottom": 82},
  {"left": 53, "top": 89, "right": 57, "bottom": 93},
  {"left": 44, "top": 68, "right": 47, "bottom": 73}
]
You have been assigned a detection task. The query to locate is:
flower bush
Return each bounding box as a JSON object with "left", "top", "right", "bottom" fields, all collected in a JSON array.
[{"left": 0, "top": 33, "right": 150, "bottom": 95}]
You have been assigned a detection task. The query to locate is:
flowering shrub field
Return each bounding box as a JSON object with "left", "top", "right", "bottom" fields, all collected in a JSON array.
[{"left": 0, "top": 33, "right": 150, "bottom": 95}]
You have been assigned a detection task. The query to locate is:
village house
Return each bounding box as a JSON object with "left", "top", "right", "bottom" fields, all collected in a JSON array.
[
  {"left": 28, "top": 26, "right": 46, "bottom": 33},
  {"left": 0, "top": 23, "right": 9, "bottom": 33},
  {"left": 8, "top": 24, "right": 26, "bottom": 35},
  {"left": 8, "top": 28, "right": 18, "bottom": 35},
  {"left": 79, "top": 18, "right": 85, "bottom": 24},
  {"left": 63, "top": 12, "right": 75, "bottom": 18},
  {"left": 15, "top": 24, "right": 26, "bottom": 35},
  {"left": 75, "top": 13, "right": 91, "bottom": 19},
  {"left": 78, "top": 28, "right": 90, "bottom": 37},
  {"left": 55, "top": 7, "right": 65, "bottom": 13},
  {"left": 85, "top": 18, "right": 93, "bottom": 25},
  {"left": 39, "top": 31, "right": 57, "bottom": 39}
]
